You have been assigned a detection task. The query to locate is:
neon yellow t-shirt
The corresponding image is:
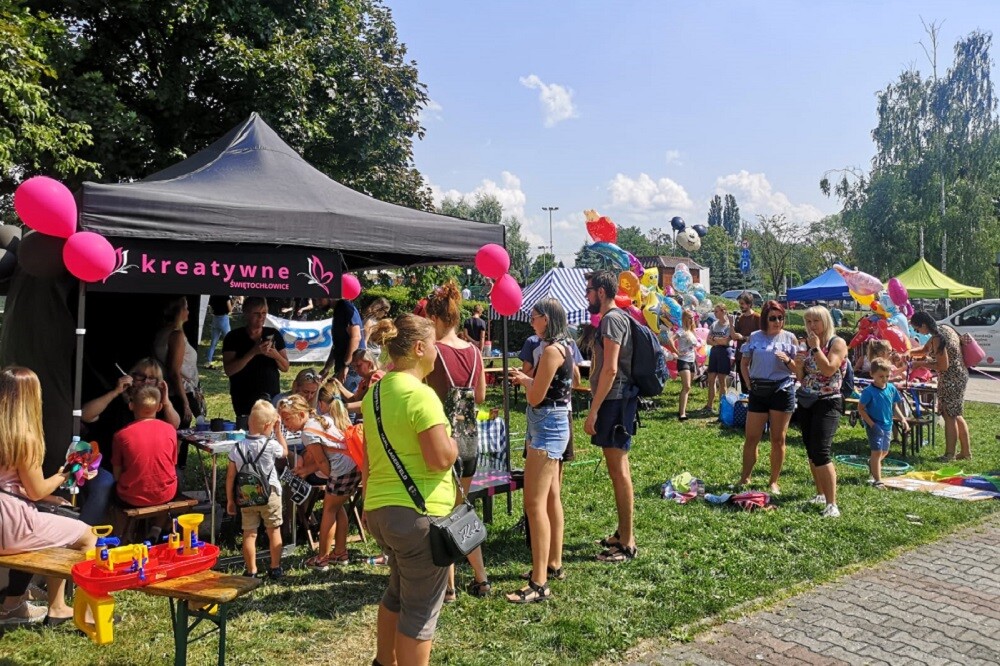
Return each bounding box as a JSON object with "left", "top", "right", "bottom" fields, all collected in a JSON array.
[{"left": 362, "top": 372, "right": 455, "bottom": 516}]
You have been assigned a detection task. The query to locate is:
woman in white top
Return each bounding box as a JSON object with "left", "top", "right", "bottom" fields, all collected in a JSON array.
[
  {"left": 153, "top": 296, "right": 202, "bottom": 465},
  {"left": 674, "top": 311, "right": 698, "bottom": 421}
]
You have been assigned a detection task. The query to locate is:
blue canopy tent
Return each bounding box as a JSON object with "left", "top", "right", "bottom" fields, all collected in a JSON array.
[
  {"left": 490, "top": 267, "right": 590, "bottom": 323},
  {"left": 786, "top": 267, "right": 851, "bottom": 302}
]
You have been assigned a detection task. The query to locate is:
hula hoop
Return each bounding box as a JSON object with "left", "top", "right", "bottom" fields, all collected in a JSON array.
[{"left": 834, "top": 454, "right": 912, "bottom": 474}]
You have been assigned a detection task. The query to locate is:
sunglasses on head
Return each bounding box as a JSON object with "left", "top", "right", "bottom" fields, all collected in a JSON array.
[{"left": 768, "top": 315, "right": 785, "bottom": 322}]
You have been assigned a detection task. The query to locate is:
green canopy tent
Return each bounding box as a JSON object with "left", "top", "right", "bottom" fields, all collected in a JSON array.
[{"left": 894, "top": 258, "right": 984, "bottom": 299}]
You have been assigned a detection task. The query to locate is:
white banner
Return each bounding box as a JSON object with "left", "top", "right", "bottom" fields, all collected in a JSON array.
[{"left": 266, "top": 314, "right": 333, "bottom": 364}]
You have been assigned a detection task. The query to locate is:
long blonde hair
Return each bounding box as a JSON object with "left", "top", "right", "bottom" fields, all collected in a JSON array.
[
  {"left": 317, "top": 378, "right": 352, "bottom": 432},
  {"left": 278, "top": 392, "right": 350, "bottom": 434},
  {"left": 0, "top": 367, "right": 45, "bottom": 470}
]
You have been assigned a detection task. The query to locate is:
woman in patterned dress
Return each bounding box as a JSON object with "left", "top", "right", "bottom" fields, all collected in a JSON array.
[{"left": 909, "top": 311, "right": 970, "bottom": 461}]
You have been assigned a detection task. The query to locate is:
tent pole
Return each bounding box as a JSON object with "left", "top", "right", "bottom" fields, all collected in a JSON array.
[
  {"left": 501, "top": 224, "right": 511, "bottom": 471},
  {"left": 73, "top": 281, "right": 87, "bottom": 439}
]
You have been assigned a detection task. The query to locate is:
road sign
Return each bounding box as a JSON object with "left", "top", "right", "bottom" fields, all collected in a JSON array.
[
  {"left": 740, "top": 256, "right": 751, "bottom": 274},
  {"left": 741, "top": 248, "right": 750, "bottom": 261},
  {"left": 741, "top": 239, "right": 749, "bottom": 250}
]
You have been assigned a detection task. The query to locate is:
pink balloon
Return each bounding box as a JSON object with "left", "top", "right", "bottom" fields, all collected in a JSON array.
[
  {"left": 490, "top": 273, "right": 522, "bottom": 316},
  {"left": 14, "top": 176, "right": 77, "bottom": 239},
  {"left": 475, "top": 244, "right": 510, "bottom": 280},
  {"left": 341, "top": 274, "right": 361, "bottom": 300},
  {"left": 62, "top": 232, "right": 115, "bottom": 282},
  {"left": 589, "top": 313, "right": 601, "bottom": 327}
]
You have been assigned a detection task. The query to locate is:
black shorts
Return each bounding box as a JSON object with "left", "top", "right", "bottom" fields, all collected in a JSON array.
[
  {"left": 748, "top": 386, "right": 796, "bottom": 414},
  {"left": 591, "top": 392, "right": 639, "bottom": 452},
  {"left": 707, "top": 346, "right": 731, "bottom": 374},
  {"left": 676, "top": 359, "right": 696, "bottom": 373}
]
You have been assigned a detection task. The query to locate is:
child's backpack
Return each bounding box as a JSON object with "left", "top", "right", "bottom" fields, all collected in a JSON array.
[
  {"left": 438, "top": 345, "right": 481, "bottom": 463},
  {"left": 840, "top": 357, "right": 855, "bottom": 400},
  {"left": 616, "top": 310, "right": 668, "bottom": 397},
  {"left": 234, "top": 441, "right": 272, "bottom": 507}
]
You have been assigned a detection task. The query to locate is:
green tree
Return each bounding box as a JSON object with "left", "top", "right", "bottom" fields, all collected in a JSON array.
[
  {"left": 614, "top": 225, "right": 656, "bottom": 257},
  {"left": 0, "top": 1, "right": 97, "bottom": 205},
  {"left": 722, "top": 194, "right": 742, "bottom": 239},
  {"left": 696, "top": 226, "right": 740, "bottom": 293},
  {"left": 25, "top": 0, "right": 431, "bottom": 208},
  {"left": 746, "top": 214, "right": 798, "bottom": 295},
  {"left": 438, "top": 193, "right": 530, "bottom": 283},
  {"left": 527, "top": 252, "right": 556, "bottom": 282},
  {"left": 707, "top": 195, "right": 723, "bottom": 227},
  {"left": 645, "top": 227, "right": 671, "bottom": 255},
  {"left": 573, "top": 242, "right": 605, "bottom": 271}
]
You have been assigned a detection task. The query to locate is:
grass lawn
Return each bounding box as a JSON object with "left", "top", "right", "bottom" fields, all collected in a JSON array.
[{"left": 2, "top": 359, "right": 999, "bottom": 665}]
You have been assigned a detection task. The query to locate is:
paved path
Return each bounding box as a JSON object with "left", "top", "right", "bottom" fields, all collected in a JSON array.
[
  {"left": 966, "top": 369, "right": 1000, "bottom": 404},
  {"left": 628, "top": 515, "right": 1000, "bottom": 666}
]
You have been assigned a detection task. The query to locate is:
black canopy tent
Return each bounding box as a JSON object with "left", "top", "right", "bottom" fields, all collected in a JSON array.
[{"left": 0, "top": 113, "right": 507, "bottom": 474}]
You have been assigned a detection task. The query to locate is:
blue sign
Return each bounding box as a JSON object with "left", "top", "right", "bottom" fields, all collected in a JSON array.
[{"left": 740, "top": 255, "right": 751, "bottom": 275}]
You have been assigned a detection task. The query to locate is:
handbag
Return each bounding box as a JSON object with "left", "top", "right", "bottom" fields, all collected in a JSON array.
[
  {"left": 373, "top": 383, "right": 486, "bottom": 567},
  {"left": 794, "top": 388, "right": 818, "bottom": 409},
  {"left": 959, "top": 333, "right": 986, "bottom": 368}
]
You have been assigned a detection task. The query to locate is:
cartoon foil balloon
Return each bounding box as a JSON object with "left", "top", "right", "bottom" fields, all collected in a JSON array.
[
  {"left": 618, "top": 271, "right": 641, "bottom": 303},
  {"left": 589, "top": 242, "right": 631, "bottom": 270},
  {"left": 833, "top": 263, "right": 883, "bottom": 296},
  {"left": 640, "top": 266, "right": 659, "bottom": 290}
]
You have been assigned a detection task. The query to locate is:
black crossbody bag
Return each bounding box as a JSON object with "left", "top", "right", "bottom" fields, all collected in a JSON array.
[{"left": 373, "top": 383, "right": 486, "bottom": 567}]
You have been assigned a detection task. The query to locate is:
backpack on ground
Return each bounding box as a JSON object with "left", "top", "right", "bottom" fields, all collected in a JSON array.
[
  {"left": 438, "top": 344, "right": 481, "bottom": 461},
  {"left": 234, "top": 442, "right": 272, "bottom": 508},
  {"left": 613, "top": 310, "right": 668, "bottom": 397}
]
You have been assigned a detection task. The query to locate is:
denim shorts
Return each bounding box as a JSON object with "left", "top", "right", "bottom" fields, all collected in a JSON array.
[
  {"left": 592, "top": 392, "right": 639, "bottom": 452},
  {"left": 866, "top": 424, "right": 892, "bottom": 452},
  {"left": 526, "top": 404, "right": 570, "bottom": 460}
]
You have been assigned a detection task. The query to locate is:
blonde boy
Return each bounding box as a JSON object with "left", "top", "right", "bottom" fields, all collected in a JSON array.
[
  {"left": 226, "top": 400, "right": 288, "bottom": 578},
  {"left": 858, "top": 358, "right": 908, "bottom": 488}
]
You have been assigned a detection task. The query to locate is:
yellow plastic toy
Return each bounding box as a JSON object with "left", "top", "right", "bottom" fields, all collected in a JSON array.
[{"left": 176, "top": 513, "right": 203, "bottom": 556}]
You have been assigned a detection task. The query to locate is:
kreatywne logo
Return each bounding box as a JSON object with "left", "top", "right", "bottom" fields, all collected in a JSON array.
[{"left": 298, "top": 255, "right": 334, "bottom": 294}]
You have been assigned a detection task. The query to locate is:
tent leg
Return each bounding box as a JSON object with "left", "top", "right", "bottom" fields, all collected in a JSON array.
[
  {"left": 502, "top": 315, "right": 510, "bottom": 472},
  {"left": 73, "top": 281, "right": 87, "bottom": 438}
]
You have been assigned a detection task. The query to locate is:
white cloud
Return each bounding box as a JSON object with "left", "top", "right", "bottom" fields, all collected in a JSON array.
[
  {"left": 715, "top": 170, "right": 823, "bottom": 223},
  {"left": 429, "top": 171, "right": 527, "bottom": 221},
  {"left": 665, "top": 149, "right": 682, "bottom": 166},
  {"left": 418, "top": 98, "right": 443, "bottom": 124},
  {"left": 607, "top": 173, "right": 695, "bottom": 213},
  {"left": 519, "top": 74, "right": 578, "bottom": 127}
]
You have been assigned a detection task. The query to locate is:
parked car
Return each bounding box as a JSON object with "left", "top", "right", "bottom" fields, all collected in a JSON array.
[
  {"left": 937, "top": 299, "right": 1000, "bottom": 367},
  {"left": 719, "top": 289, "right": 763, "bottom": 307}
]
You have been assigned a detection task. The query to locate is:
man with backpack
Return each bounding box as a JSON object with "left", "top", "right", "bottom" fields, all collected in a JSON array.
[{"left": 584, "top": 270, "right": 639, "bottom": 563}]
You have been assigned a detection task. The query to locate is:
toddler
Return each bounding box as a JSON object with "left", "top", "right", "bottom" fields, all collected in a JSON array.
[
  {"left": 226, "top": 400, "right": 288, "bottom": 579},
  {"left": 112, "top": 385, "right": 178, "bottom": 507},
  {"left": 858, "top": 358, "right": 908, "bottom": 489}
]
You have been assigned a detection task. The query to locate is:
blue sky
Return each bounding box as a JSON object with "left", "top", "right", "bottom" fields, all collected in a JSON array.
[{"left": 390, "top": 1, "right": 1000, "bottom": 265}]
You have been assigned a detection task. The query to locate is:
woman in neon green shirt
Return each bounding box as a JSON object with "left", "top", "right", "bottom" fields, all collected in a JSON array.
[{"left": 362, "top": 314, "right": 457, "bottom": 666}]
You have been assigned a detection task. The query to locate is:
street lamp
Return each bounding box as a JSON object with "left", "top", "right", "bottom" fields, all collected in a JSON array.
[
  {"left": 542, "top": 206, "right": 558, "bottom": 270},
  {"left": 994, "top": 252, "right": 1000, "bottom": 297}
]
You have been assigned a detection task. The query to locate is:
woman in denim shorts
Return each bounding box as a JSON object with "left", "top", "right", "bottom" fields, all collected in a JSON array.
[
  {"left": 507, "top": 298, "right": 574, "bottom": 603},
  {"left": 737, "top": 300, "right": 799, "bottom": 495}
]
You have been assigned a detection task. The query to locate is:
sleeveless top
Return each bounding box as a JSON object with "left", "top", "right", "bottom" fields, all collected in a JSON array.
[
  {"left": 153, "top": 327, "right": 199, "bottom": 391},
  {"left": 540, "top": 340, "right": 574, "bottom": 407},
  {"left": 798, "top": 337, "right": 846, "bottom": 397},
  {"left": 676, "top": 331, "right": 698, "bottom": 363}
]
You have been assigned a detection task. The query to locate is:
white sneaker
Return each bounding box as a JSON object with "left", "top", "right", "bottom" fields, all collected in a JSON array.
[
  {"left": 0, "top": 601, "right": 46, "bottom": 625},
  {"left": 809, "top": 494, "right": 826, "bottom": 505},
  {"left": 821, "top": 504, "right": 841, "bottom": 518}
]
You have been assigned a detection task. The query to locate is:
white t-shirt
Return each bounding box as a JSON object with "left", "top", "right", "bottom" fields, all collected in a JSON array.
[
  {"left": 228, "top": 434, "right": 284, "bottom": 496},
  {"left": 301, "top": 415, "right": 356, "bottom": 478}
]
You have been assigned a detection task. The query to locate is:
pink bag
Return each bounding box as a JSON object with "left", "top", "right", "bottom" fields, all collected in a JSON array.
[{"left": 960, "top": 334, "right": 986, "bottom": 368}]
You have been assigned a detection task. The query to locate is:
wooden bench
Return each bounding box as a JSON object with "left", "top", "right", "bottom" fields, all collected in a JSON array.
[
  {"left": 119, "top": 497, "right": 200, "bottom": 542},
  {"left": 0, "top": 547, "right": 260, "bottom": 666}
]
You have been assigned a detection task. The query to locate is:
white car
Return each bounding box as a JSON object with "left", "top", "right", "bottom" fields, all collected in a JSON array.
[{"left": 937, "top": 299, "right": 1000, "bottom": 367}]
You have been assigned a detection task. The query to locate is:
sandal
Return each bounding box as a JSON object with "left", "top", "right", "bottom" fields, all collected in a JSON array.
[
  {"left": 0, "top": 601, "right": 46, "bottom": 626},
  {"left": 443, "top": 587, "right": 457, "bottom": 604},
  {"left": 596, "top": 530, "right": 620, "bottom": 548},
  {"left": 466, "top": 579, "right": 492, "bottom": 597},
  {"left": 520, "top": 566, "right": 566, "bottom": 581},
  {"left": 873, "top": 481, "right": 887, "bottom": 490},
  {"left": 597, "top": 543, "right": 637, "bottom": 563},
  {"left": 506, "top": 580, "right": 551, "bottom": 604},
  {"left": 937, "top": 455, "right": 956, "bottom": 463}
]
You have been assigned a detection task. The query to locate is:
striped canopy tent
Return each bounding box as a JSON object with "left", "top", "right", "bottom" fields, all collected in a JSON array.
[{"left": 490, "top": 267, "right": 590, "bottom": 323}]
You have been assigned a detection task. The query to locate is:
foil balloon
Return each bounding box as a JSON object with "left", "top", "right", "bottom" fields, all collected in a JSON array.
[
  {"left": 877, "top": 319, "right": 909, "bottom": 353},
  {"left": 626, "top": 251, "right": 645, "bottom": 278},
  {"left": 659, "top": 294, "right": 683, "bottom": 327},
  {"left": 671, "top": 268, "right": 692, "bottom": 294},
  {"left": 618, "top": 271, "right": 641, "bottom": 302},
  {"left": 676, "top": 228, "right": 701, "bottom": 252},
  {"left": 623, "top": 305, "right": 646, "bottom": 326},
  {"left": 691, "top": 224, "right": 708, "bottom": 238},
  {"left": 889, "top": 313, "right": 909, "bottom": 332},
  {"left": 670, "top": 216, "right": 686, "bottom": 232},
  {"left": 878, "top": 293, "right": 899, "bottom": 317},
  {"left": 692, "top": 285, "right": 708, "bottom": 303},
  {"left": 833, "top": 263, "right": 882, "bottom": 296},
  {"left": 849, "top": 288, "right": 875, "bottom": 308},
  {"left": 614, "top": 290, "right": 632, "bottom": 309},
  {"left": 589, "top": 242, "right": 631, "bottom": 270},
  {"left": 849, "top": 317, "right": 875, "bottom": 348},
  {"left": 640, "top": 266, "right": 659, "bottom": 290},
  {"left": 586, "top": 215, "right": 618, "bottom": 244},
  {"left": 642, "top": 290, "right": 659, "bottom": 329},
  {"left": 683, "top": 292, "right": 698, "bottom": 308},
  {"left": 870, "top": 299, "right": 890, "bottom": 319},
  {"left": 887, "top": 277, "right": 909, "bottom": 307}
]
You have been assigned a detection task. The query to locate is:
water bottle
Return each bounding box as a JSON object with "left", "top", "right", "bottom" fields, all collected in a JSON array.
[{"left": 483, "top": 341, "right": 492, "bottom": 357}]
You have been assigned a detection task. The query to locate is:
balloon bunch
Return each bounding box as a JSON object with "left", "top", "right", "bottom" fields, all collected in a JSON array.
[
  {"left": 834, "top": 264, "right": 923, "bottom": 352},
  {"left": 582, "top": 210, "right": 645, "bottom": 275},
  {"left": 5, "top": 176, "right": 117, "bottom": 282},
  {"left": 669, "top": 216, "right": 707, "bottom": 252},
  {"left": 476, "top": 243, "right": 522, "bottom": 316}
]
